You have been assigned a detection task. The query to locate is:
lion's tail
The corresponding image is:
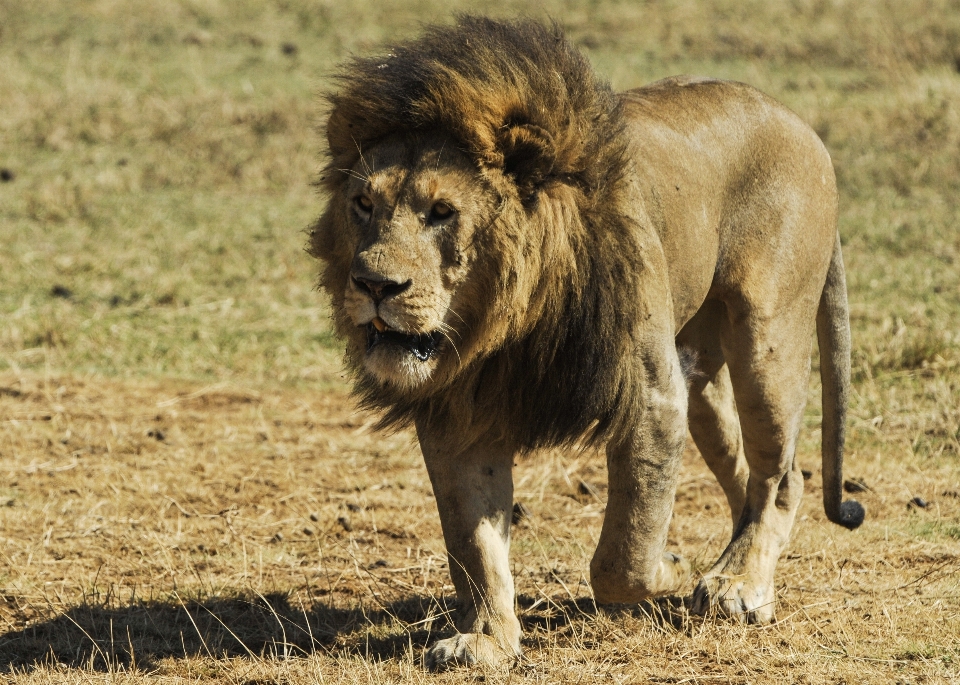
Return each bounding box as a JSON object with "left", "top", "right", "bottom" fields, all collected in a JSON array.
[{"left": 816, "top": 233, "right": 865, "bottom": 530}]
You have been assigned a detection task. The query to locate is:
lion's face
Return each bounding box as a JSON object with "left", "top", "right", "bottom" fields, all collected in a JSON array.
[{"left": 332, "top": 135, "right": 500, "bottom": 390}]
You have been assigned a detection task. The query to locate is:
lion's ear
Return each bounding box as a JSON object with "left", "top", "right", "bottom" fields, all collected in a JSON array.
[{"left": 497, "top": 123, "right": 555, "bottom": 202}]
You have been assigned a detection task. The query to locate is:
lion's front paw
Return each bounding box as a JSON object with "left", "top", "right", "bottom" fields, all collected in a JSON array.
[
  {"left": 691, "top": 573, "right": 776, "bottom": 624},
  {"left": 423, "top": 633, "right": 518, "bottom": 672}
]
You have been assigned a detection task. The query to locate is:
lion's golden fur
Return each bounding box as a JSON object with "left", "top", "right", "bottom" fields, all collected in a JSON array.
[{"left": 312, "top": 16, "right": 652, "bottom": 449}]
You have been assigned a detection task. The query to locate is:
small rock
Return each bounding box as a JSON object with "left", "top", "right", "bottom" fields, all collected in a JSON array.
[
  {"left": 801, "top": 469, "right": 813, "bottom": 481},
  {"left": 302, "top": 527, "right": 314, "bottom": 536},
  {"left": 50, "top": 285, "right": 73, "bottom": 299},
  {"left": 907, "top": 496, "right": 929, "bottom": 510},
  {"left": 512, "top": 501, "right": 530, "bottom": 524},
  {"left": 337, "top": 515, "right": 352, "bottom": 532},
  {"left": 843, "top": 478, "right": 869, "bottom": 493},
  {"left": 577, "top": 480, "right": 600, "bottom": 500},
  {"left": 309, "top": 512, "right": 319, "bottom": 522}
]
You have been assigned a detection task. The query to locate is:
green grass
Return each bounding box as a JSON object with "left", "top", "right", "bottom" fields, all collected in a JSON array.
[{"left": 911, "top": 519, "right": 960, "bottom": 541}]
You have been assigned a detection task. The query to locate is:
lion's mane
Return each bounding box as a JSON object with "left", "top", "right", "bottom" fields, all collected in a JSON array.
[{"left": 313, "top": 16, "right": 654, "bottom": 450}]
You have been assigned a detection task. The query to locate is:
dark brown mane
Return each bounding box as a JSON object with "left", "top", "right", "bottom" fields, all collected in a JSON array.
[
  {"left": 322, "top": 15, "right": 624, "bottom": 207},
  {"left": 314, "top": 16, "right": 650, "bottom": 451}
]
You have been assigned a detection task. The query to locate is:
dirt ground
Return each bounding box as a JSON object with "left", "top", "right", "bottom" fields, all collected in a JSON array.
[{"left": 1, "top": 370, "right": 957, "bottom": 683}]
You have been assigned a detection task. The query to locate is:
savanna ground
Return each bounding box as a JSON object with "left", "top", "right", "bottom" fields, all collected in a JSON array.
[{"left": 1, "top": 1, "right": 959, "bottom": 682}]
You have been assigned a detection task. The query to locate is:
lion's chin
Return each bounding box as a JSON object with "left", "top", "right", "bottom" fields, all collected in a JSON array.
[
  {"left": 363, "top": 345, "right": 438, "bottom": 390},
  {"left": 361, "top": 324, "right": 443, "bottom": 390}
]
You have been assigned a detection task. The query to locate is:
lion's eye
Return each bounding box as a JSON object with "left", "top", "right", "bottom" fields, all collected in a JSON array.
[
  {"left": 429, "top": 201, "right": 455, "bottom": 222},
  {"left": 354, "top": 195, "right": 373, "bottom": 215}
]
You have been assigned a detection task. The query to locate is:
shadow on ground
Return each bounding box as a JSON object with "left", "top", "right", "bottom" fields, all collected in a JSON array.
[
  {"left": 0, "top": 592, "right": 689, "bottom": 671},
  {"left": 0, "top": 592, "right": 445, "bottom": 671}
]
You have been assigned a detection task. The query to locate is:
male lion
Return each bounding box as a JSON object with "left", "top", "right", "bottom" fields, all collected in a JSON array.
[{"left": 310, "top": 16, "right": 864, "bottom": 670}]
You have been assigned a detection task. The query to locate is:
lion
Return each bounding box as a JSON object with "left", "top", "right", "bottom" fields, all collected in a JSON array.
[{"left": 309, "top": 16, "right": 865, "bottom": 670}]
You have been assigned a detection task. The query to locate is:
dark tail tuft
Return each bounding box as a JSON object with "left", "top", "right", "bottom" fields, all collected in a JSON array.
[{"left": 830, "top": 499, "right": 865, "bottom": 530}]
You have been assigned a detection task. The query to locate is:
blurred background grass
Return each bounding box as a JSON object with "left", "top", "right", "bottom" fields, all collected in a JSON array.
[{"left": 1, "top": 0, "right": 959, "bottom": 447}]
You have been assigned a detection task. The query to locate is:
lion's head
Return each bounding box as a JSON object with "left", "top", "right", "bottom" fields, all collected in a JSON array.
[
  {"left": 311, "top": 16, "right": 643, "bottom": 448},
  {"left": 316, "top": 134, "right": 499, "bottom": 391}
]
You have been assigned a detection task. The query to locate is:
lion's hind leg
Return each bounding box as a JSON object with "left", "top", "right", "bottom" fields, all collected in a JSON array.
[
  {"left": 678, "top": 300, "right": 749, "bottom": 529},
  {"left": 691, "top": 298, "right": 814, "bottom": 623}
]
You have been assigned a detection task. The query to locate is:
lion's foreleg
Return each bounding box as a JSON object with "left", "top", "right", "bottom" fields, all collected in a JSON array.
[
  {"left": 589, "top": 341, "right": 691, "bottom": 604},
  {"left": 416, "top": 424, "right": 521, "bottom": 670}
]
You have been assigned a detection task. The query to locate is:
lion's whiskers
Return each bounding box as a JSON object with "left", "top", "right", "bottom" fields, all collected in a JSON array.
[
  {"left": 352, "top": 136, "right": 373, "bottom": 176},
  {"left": 435, "top": 140, "right": 446, "bottom": 173},
  {"left": 336, "top": 168, "right": 369, "bottom": 182},
  {"left": 439, "top": 329, "right": 462, "bottom": 368},
  {"left": 433, "top": 319, "right": 463, "bottom": 367},
  {"left": 436, "top": 320, "right": 461, "bottom": 341},
  {"left": 445, "top": 307, "right": 467, "bottom": 328}
]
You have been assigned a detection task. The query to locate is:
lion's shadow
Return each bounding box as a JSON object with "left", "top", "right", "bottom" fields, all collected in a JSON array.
[
  {"left": 0, "top": 592, "right": 689, "bottom": 672},
  {"left": 0, "top": 592, "right": 442, "bottom": 672}
]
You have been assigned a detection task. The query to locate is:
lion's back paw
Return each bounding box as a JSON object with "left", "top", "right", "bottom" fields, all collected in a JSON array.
[
  {"left": 691, "top": 574, "right": 776, "bottom": 624},
  {"left": 592, "top": 551, "right": 692, "bottom": 604},
  {"left": 424, "top": 633, "right": 517, "bottom": 672}
]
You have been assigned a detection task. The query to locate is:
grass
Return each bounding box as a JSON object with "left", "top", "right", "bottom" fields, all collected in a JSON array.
[{"left": 1, "top": 0, "right": 959, "bottom": 682}]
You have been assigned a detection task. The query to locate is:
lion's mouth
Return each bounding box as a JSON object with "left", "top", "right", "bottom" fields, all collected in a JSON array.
[{"left": 366, "top": 323, "right": 443, "bottom": 361}]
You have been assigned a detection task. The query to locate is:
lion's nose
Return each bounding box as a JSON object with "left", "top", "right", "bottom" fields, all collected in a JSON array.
[{"left": 352, "top": 275, "right": 412, "bottom": 303}]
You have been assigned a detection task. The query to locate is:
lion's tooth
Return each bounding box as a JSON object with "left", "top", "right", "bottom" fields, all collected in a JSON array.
[{"left": 371, "top": 317, "right": 387, "bottom": 332}]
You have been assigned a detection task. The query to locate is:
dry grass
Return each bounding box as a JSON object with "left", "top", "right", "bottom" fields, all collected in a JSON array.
[
  {"left": 1, "top": 0, "right": 960, "bottom": 682},
  {"left": 0, "top": 373, "right": 957, "bottom": 683}
]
